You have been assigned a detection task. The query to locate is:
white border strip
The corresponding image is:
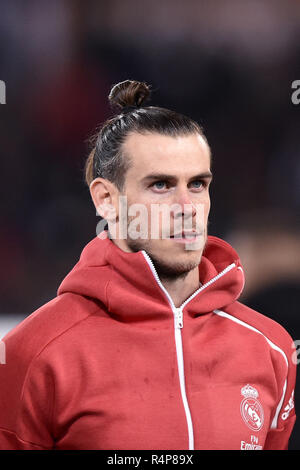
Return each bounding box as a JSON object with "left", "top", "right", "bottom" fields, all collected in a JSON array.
[{"left": 213, "top": 309, "right": 288, "bottom": 429}]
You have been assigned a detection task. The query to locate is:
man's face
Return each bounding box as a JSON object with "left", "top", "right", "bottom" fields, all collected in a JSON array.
[{"left": 113, "top": 131, "right": 212, "bottom": 279}]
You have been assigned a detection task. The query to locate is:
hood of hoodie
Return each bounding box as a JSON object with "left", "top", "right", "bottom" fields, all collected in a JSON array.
[{"left": 58, "top": 232, "right": 245, "bottom": 323}]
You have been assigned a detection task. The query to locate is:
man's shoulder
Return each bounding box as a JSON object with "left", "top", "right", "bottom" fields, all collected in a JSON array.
[
  {"left": 2, "top": 293, "right": 99, "bottom": 365},
  {"left": 216, "top": 301, "right": 295, "bottom": 356}
]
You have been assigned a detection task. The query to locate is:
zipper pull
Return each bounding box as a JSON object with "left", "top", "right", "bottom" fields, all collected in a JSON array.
[{"left": 175, "top": 307, "right": 183, "bottom": 329}]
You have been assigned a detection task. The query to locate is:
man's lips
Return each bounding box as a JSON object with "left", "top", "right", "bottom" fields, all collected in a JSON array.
[
  {"left": 169, "top": 231, "right": 201, "bottom": 238},
  {"left": 168, "top": 231, "right": 203, "bottom": 243}
]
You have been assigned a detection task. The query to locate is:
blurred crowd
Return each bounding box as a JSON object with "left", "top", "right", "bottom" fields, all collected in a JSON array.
[{"left": 0, "top": 0, "right": 299, "bottom": 448}]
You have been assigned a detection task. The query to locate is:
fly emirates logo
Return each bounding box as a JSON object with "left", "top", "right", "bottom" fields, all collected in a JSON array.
[{"left": 241, "top": 435, "right": 262, "bottom": 450}]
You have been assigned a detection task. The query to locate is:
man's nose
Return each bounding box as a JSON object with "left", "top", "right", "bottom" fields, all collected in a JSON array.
[{"left": 170, "top": 188, "right": 196, "bottom": 219}]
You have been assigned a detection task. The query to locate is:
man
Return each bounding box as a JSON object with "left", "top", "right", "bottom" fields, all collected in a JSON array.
[{"left": 0, "top": 80, "right": 296, "bottom": 450}]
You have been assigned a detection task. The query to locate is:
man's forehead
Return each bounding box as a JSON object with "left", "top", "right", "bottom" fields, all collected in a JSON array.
[{"left": 123, "top": 131, "right": 210, "bottom": 171}]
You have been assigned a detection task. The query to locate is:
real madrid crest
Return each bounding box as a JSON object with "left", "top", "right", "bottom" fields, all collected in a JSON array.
[{"left": 240, "top": 385, "right": 264, "bottom": 432}]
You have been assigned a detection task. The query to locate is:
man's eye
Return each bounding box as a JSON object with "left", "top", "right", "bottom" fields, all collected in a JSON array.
[
  {"left": 152, "top": 181, "right": 167, "bottom": 190},
  {"left": 190, "top": 180, "right": 204, "bottom": 189}
]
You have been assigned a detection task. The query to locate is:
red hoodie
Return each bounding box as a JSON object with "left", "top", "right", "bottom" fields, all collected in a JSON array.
[{"left": 0, "top": 234, "right": 296, "bottom": 450}]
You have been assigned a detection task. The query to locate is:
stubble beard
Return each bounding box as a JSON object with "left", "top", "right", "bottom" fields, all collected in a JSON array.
[{"left": 126, "top": 232, "right": 207, "bottom": 282}]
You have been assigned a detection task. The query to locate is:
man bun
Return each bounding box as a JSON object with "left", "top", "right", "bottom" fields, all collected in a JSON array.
[
  {"left": 108, "top": 80, "right": 151, "bottom": 111},
  {"left": 85, "top": 78, "right": 207, "bottom": 189}
]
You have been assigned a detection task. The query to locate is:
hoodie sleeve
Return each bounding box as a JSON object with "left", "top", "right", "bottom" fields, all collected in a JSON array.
[
  {"left": 263, "top": 340, "right": 297, "bottom": 450},
  {"left": 263, "top": 412, "right": 296, "bottom": 450},
  {"left": 0, "top": 336, "right": 55, "bottom": 450}
]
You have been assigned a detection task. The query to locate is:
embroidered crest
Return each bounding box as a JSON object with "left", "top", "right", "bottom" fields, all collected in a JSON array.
[{"left": 240, "top": 385, "right": 264, "bottom": 431}]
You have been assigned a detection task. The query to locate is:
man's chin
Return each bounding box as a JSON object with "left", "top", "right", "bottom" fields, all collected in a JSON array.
[
  {"left": 146, "top": 253, "right": 200, "bottom": 280},
  {"left": 114, "top": 235, "right": 203, "bottom": 281},
  {"left": 165, "top": 236, "right": 205, "bottom": 251},
  {"left": 126, "top": 235, "right": 204, "bottom": 252}
]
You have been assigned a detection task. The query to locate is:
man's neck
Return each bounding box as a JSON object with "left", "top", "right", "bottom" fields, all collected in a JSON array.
[
  {"left": 111, "top": 236, "right": 201, "bottom": 308},
  {"left": 159, "top": 267, "right": 200, "bottom": 308}
]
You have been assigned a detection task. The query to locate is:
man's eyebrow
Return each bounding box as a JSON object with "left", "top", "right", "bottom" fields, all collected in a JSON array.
[{"left": 141, "top": 172, "right": 213, "bottom": 183}]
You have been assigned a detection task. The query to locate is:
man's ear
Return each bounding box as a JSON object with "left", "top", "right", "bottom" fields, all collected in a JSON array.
[{"left": 89, "top": 178, "right": 117, "bottom": 220}]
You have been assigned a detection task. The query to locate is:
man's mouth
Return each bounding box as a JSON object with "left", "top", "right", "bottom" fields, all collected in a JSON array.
[{"left": 169, "top": 231, "right": 202, "bottom": 243}]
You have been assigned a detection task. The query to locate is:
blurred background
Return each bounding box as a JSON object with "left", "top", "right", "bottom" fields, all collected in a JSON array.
[{"left": 0, "top": 0, "right": 299, "bottom": 448}]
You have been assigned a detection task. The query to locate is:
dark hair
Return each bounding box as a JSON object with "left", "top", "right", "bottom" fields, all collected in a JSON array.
[{"left": 85, "top": 80, "right": 209, "bottom": 192}]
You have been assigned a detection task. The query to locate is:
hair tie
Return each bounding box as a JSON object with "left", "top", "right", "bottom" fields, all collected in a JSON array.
[{"left": 122, "top": 105, "right": 138, "bottom": 115}]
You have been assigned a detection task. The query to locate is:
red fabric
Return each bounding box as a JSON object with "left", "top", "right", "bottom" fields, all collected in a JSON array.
[{"left": 0, "top": 234, "right": 296, "bottom": 449}]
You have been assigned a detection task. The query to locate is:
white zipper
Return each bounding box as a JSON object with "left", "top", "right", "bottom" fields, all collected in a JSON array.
[
  {"left": 141, "top": 250, "right": 236, "bottom": 450},
  {"left": 178, "top": 262, "right": 236, "bottom": 315},
  {"left": 175, "top": 307, "right": 183, "bottom": 329}
]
